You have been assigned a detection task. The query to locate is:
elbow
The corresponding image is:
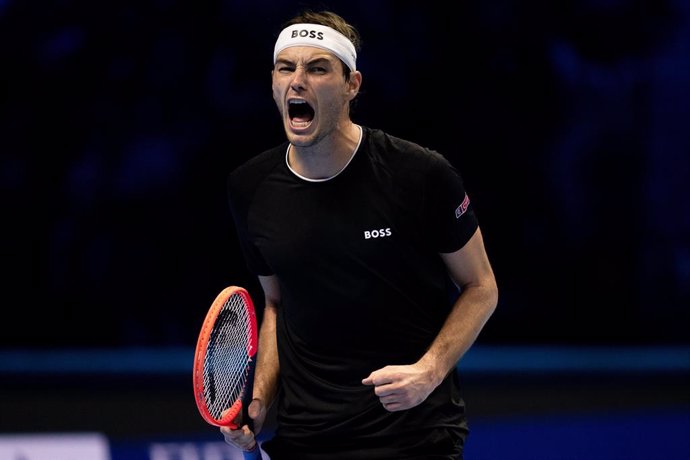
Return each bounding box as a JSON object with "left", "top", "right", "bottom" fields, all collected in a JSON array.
[
  {"left": 489, "top": 285, "right": 499, "bottom": 315},
  {"left": 485, "top": 276, "right": 499, "bottom": 315}
]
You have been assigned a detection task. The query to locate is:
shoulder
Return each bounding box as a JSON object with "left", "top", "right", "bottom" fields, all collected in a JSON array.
[
  {"left": 362, "top": 126, "right": 455, "bottom": 174},
  {"left": 228, "top": 143, "right": 287, "bottom": 193},
  {"left": 230, "top": 143, "right": 287, "bottom": 180}
]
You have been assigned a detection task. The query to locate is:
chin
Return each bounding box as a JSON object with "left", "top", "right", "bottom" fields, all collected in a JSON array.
[{"left": 286, "top": 129, "right": 317, "bottom": 147}]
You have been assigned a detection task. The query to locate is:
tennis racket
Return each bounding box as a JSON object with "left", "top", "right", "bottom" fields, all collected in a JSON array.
[{"left": 193, "top": 285, "right": 262, "bottom": 459}]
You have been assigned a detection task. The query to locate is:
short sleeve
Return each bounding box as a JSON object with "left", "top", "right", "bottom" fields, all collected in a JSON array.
[{"left": 425, "top": 154, "right": 479, "bottom": 253}]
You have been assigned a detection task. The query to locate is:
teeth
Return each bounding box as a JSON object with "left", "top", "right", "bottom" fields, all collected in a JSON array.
[{"left": 289, "top": 100, "right": 307, "bottom": 105}]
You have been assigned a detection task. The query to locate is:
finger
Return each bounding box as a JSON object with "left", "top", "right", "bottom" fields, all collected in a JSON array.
[
  {"left": 221, "top": 425, "right": 256, "bottom": 450},
  {"left": 374, "top": 384, "right": 399, "bottom": 397},
  {"left": 382, "top": 401, "right": 400, "bottom": 412},
  {"left": 220, "top": 408, "right": 244, "bottom": 428},
  {"left": 363, "top": 372, "right": 395, "bottom": 388}
]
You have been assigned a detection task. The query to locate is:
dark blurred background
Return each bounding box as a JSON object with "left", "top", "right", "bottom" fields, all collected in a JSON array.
[
  {"left": 1, "top": 0, "right": 689, "bottom": 458},
  {"left": 2, "top": 0, "right": 688, "bottom": 348}
]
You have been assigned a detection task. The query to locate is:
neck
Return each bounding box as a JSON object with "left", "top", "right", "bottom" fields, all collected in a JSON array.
[{"left": 288, "top": 123, "right": 361, "bottom": 180}]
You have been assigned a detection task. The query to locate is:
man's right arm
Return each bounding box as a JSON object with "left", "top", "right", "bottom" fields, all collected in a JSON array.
[
  {"left": 248, "top": 274, "right": 282, "bottom": 431},
  {"left": 219, "top": 273, "right": 281, "bottom": 450}
]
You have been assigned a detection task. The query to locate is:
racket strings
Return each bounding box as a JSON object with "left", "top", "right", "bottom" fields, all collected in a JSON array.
[{"left": 203, "top": 294, "right": 254, "bottom": 419}]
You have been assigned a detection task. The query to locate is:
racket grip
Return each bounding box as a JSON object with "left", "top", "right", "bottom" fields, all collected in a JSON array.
[
  {"left": 243, "top": 444, "right": 263, "bottom": 460},
  {"left": 242, "top": 363, "right": 261, "bottom": 459}
]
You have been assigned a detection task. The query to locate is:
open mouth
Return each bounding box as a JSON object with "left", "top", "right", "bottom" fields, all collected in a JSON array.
[{"left": 288, "top": 100, "right": 314, "bottom": 127}]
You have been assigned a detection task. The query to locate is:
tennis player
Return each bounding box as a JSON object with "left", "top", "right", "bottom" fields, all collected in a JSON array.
[{"left": 221, "top": 9, "right": 498, "bottom": 460}]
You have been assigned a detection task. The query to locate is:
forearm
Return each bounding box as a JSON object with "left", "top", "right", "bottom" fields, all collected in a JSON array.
[
  {"left": 418, "top": 284, "right": 497, "bottom": 384},
  {"left": 252, "top": 303, "right": 280, "bottom": 408},
  {"left": 417, "top": 228, "right": 499, "bottom": 385}
]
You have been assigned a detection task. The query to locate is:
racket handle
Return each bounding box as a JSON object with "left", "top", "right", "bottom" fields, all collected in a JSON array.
[
  {"left": 242, "top": 361, "right": 260, "bottom": 459},
  {"left": 243, "top": 444, "right": 263, "bottom": 460}
]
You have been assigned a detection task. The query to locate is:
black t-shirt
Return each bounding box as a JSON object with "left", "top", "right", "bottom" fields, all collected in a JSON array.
[{"left": 227, "top": 126, "right": 479, "bottom": 458}]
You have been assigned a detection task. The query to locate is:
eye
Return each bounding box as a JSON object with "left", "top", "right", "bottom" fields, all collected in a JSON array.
[
  {"left": 276, "top": 64, "right": 295, "bottom": 73},
  {"left": 308, "top": 65, "right": 328, "bottom": 74}
]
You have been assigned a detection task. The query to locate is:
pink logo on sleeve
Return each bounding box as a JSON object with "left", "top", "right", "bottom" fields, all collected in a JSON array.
[{"left": 455, "top": 193, "right": 470, "bottom": 219}]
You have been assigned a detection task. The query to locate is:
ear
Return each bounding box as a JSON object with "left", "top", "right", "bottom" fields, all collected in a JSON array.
[{"left": 346, "top": 71, "right": 362, "bottom": 101}]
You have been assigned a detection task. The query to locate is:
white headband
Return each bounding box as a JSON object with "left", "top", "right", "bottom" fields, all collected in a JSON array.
[{"left": 273, "top": 23, "right": 357, "bottom": 72}]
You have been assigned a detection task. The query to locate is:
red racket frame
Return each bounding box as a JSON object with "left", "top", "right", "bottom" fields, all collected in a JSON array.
[{"left": 193, "top": 286, "right": 258, "bottom": 428}]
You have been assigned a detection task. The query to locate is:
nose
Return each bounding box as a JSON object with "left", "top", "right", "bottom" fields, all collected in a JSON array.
[{"left": 290, "top": 66, "right": 307, "bottom": 91}]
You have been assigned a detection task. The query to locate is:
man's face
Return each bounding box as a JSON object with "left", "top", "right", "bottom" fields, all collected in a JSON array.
[{"left": 272, "top": 46, "right": 357, "bottom": 147}]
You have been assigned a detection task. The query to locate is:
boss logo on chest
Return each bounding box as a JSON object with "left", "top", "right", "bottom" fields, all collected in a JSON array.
[{"left": 364, "top": 228, "right": 392, "bottom": 239}]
